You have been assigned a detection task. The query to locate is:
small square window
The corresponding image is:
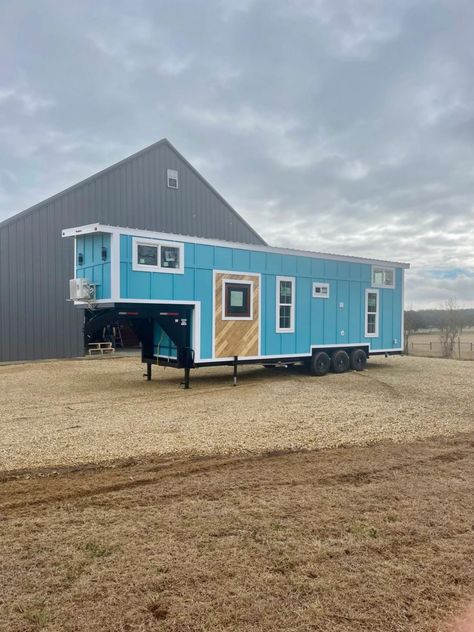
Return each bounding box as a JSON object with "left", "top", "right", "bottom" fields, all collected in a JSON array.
[
  {"left": 313, "top": 282, "right": 330, "bottom": 298},
  {"left": 167, "top": 169, "right": 178, "bottom": 189},
  {"left": 137, "top": 244, "right": 158, "bottom": 266},
  {"left": 372, "top": 266, "right": 395, "bottom": 288},
  {"left": 224, "top": 282, "right": 252, "bottom": 318},
  {"left": 161, "top": 245, "right": 180, "bottom": 268}
]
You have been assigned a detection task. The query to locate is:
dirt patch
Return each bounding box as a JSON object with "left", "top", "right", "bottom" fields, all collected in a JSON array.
[
  {"left": 1, "top": 355, "right": 474, "bottom": 470},
  {"left": 0, "top": 433, "right": 473, "bottom": 631}
]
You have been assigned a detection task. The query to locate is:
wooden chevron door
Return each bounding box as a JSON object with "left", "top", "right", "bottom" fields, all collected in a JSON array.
[{"left": 214, "top": 272, "right": 260, "bottom": 358}]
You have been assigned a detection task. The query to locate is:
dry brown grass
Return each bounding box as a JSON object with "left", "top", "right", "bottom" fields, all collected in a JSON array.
[
  {"left": 408, "top": 330, "right": 474, "bottom": 359},
  {"left": 1, "top": 354, "right": 474, "bottom": 471},
  {"left": 0, "top": 433, "right": 473, "bottom": 631}
]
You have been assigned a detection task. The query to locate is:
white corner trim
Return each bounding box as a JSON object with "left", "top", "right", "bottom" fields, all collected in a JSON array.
[
  {"left": 276, "top": 275, "right": 295, "bottom": 333},
  {"left": 110, "top": 231, "right": 120, "bottom": 301}
]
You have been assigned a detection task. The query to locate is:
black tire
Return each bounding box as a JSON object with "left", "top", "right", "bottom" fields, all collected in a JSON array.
[
  {"left": 330, "top": 349, "right": 350, "bottom": 373},
  {"left": 309, "top": 351, "right": 330, "bottom": 376},
  {"left": 350, "top": 348, "right": 367, "bottom": 371}
]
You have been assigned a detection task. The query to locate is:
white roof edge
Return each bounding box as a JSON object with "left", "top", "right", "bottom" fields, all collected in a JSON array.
[{"left": 62, "top": 223, "right": 410, "bottom": 269}]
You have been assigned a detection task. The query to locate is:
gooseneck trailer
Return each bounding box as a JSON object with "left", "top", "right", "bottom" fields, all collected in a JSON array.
[{"left": 63, "top": 223, "right": 409, "bottom": 388}]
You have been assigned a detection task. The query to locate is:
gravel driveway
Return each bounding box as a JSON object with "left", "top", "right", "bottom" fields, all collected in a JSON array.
[{"left": 1, "top": 355, "right": 473, "bottom": 471}]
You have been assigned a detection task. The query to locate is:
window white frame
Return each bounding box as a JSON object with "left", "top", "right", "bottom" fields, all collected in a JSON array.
[
  {"left": 167, "top": 169, "right": 179, "bottom": 189},
  {"left": 365, "top": 288, "right": 379, "bottom": 338},
  {"left": 276, "top": 276, "right": 295, "bottom": 333},
  {"left": 372, "top": 265, "right": 395, "bottom": 289},
  {"left": 312, "top": 282, "right": 330, "bottom": 299},
  {"left": 132, "top": 237, "right": 184, "bottom": 274},
  {"left": 222, "top": 279, "right": 254, "bottom": 321}
]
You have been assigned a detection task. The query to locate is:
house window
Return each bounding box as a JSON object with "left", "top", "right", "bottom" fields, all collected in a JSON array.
[
  {"left": 276, "top": 276, "right": 295, "bottom": 333},
  {"left": 133, "top": 238, "right": 184, "bottom": 274},
  {"left": 365, "top": 289, "right": 379, "bottom": 337},
  {"left": 137, "top": 244, "right": 158, "bottom": 266},
  {"left": 167, "top": 169, "right": 178, "bottom": 189},
  {"left": 223, "top": 281, "right": 253, "bottom": 320},
  {"left": 372, "top": 266, "right": 395, "bottom": 288},
  {"left": 160, "top": 245, "right": 180, "bottom": 269},
  {"left": 313, "top": 282, "right": 329, "bottom": 298}
]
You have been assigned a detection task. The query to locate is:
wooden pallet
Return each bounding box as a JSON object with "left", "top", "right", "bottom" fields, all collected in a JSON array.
[{"left": 88, "top": 342, "right": 115, "bottom": 355}]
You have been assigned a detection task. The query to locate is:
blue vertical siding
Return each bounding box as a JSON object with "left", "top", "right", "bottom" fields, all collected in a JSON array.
[
  {"left": 82, "top": 232, "right": 404, "bottom": 360},
  {"left": 75, "top": 233, "right": 111, "bottom": 299}
]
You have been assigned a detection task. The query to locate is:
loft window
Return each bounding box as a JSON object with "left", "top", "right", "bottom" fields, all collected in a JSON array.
[
  {"left": 167, "top": 169, "right": 178, "bottom": 189},
  {"left": 372, "top": 266, "right": 395, "bottom": 288},
  {"left": 160, "top": 245, "right": 180, "bottom": 269},
  {"left": 223, "top": 281, "right": 252, "bottom": 320},
  {"left": 137, "top": 244, "right": 158, "bottom": 266},
  {"left": 313, "top": 282, "right": 329, "bottom": 298},
  {"left": 365, "top": 289, "right": 379, "bottom": 337},
  {"left": 133, "top": 238, "right": 184, "bottom": 274},
  {"left": 276, "top": 276, "right": 295, "bottom": 333}
]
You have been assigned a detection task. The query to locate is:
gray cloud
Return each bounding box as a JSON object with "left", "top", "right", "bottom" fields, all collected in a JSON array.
[{"left": 1, "top": 0, "right": 473, "bottom": 307}]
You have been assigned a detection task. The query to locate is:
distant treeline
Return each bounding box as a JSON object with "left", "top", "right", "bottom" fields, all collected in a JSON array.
[{"left": 404, "top": 308, "right": 474, "bottom": 332}]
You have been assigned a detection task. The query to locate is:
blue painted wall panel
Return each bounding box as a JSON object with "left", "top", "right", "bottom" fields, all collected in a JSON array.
[
  {"left": 296, "top": 276, "right": 311, "bottom": 353},
  {"left": 214, "top": 246, "right": 232, "bottom": 270},
  {"left": 106, "top": 231, "right": 405, "bottom": 361},
  {"left": 75, "top": 233, "right": 111, "bottom": 299},
  {"left": 336, "top": 281, "right": 349, "bottom": 344},
  {"left": 348, "top": 282, "right": 361, "bottom": 343}
]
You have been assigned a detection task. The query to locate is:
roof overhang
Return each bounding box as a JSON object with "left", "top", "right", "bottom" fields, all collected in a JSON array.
[{"left": 62, "top": 223, "right": 410, "bottom": 269}]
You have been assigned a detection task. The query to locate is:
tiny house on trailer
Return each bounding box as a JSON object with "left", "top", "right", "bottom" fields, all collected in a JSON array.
[{"left": 63, "top": 223, "right": 409, "bottom": 387}]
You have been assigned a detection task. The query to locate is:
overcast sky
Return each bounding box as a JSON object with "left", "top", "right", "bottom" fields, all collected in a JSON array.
[{"left": 1, "top": 0, "right": 473, "bottom": 308}]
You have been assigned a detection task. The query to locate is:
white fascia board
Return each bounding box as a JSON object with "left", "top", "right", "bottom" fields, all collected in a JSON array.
[
  {"left": 62, "top": 223, "right": 103, "bottom": 238},
  {"left": 61, "top": 223, "right": 410, "bottom": 269}
]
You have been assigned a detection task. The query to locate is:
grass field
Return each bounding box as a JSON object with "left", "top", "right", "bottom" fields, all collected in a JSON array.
[
  {"left": 407, "top": 329, "right": 474, "bottom": 360},
  {"left": 1, "top": 356, "right": 473, "bottom": 631}
]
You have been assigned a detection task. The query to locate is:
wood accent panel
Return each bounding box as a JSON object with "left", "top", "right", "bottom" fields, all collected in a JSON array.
[{"left": 215, "top": 273, "right": 259, "bottom": 358}]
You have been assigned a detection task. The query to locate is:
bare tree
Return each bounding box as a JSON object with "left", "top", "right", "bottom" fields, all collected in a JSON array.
[
  {"left": 404, "top": 308, "right": 424, "bottom": 354},
  {"left": 438, "top": 298, "right": 461, "bottom": 358}
]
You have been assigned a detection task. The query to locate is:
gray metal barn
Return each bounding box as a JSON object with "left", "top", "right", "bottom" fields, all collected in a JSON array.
[{"left": 0, "top": 139, "right": 265, "bottom": 362}]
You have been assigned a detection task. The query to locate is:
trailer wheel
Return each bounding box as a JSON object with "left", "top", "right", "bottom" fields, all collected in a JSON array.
[
  {"left": 350, "top": 348, "right": 367, "bottom": 371},
  {"left": 331, "top": 349, "right": 350, "bottom": 373},
  {"left": 310, "top": 351, "right": 330, "bottom": 376}
]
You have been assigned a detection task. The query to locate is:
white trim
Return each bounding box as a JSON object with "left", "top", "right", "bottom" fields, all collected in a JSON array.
[
  {"left": 222, "top": 279, "right": 254, "bottom": 320},
  {"left": 276, "top": 276, "right": 295, "bottom": 333},
  {"left": 365, "top": 288, "right": 379, "bottom": 338},
  {"left": 110, "top": 232, "right": 120, "bottom": 301},
  {"left": 62, "top": 223, "right": 410, "bottom": 269},
  {"left": 73, "top": 237, "right": 77, "bottom": 281},
  {"left": 132, "top": 237, "right": 184, "bottom": 274},
  {"left": 197, "top": 343, "right": 402, "bottom": 364},
  {"left": 312, "top": 282, "right": 330, "bottom": 299},
  {"left": 371, "top": 265, "right": 395, "bottom": 289},
  {"left": 401, "top": 269, "right": 405, "bottom": 351}
]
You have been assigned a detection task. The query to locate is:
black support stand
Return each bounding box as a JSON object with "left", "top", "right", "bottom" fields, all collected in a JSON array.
[
  {"left": 183, "top": 365, "right": 190, "bottom": 389},
  {"left": 233, "top": 356, "right": 238, "bottom": 386},
  {"left": 146, "top": 362, "right": 152, "bottom": 381}
]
